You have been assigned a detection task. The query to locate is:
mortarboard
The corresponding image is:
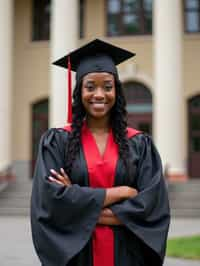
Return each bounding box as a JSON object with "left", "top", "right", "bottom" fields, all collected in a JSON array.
[{"left": 52, "top": 39, "right": 135, "bottom": 123}]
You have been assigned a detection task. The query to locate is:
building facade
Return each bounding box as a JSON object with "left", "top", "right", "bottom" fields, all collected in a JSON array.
[{"left": 1, "top": 0, "right": 200, "bottom": 184}]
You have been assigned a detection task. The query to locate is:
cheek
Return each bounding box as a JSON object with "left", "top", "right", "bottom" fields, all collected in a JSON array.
[
  {"left": 81, "top": 92, "right": 92, "bottom": 110},
  {"left": 81, "top": 90, "right": 89, "bottom": 102}
]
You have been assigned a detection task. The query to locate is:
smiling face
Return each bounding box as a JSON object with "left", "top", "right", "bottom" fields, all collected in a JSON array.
[{"left": 81, "top": 72, "right": 116, "bottom": 121}]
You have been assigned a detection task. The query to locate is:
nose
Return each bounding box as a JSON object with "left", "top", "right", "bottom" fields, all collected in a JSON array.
[{"left": 94, "top": 87, "right": 104, "bottom": 99}]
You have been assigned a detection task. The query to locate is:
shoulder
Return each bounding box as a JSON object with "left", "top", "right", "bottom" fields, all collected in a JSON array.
[
  {"left": 126, "top": 127, "right": 141, "bottom": 138},
  {"left": 127, "top": 128, "right": 155, "bottom": 155},
  {"left": 40, "top": 126, "right": 70, "bottom": 148}
]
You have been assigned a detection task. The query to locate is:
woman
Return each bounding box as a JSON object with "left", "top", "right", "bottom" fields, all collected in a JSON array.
[{"left": 31, "top": 39, "right": 170, "bottom": 266}]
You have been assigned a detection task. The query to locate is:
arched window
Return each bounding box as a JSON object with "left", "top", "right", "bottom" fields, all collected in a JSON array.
[
  {"left": 123, "top": 81, "right": 153, "bottom": 134},
  {"left": 188, "top": 95, "right": 200, "bottom": 178},
  {"left": 31, "top": 99, "right": 49, "bottom": 176}
]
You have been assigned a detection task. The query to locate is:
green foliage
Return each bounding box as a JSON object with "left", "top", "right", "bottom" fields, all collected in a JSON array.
[{"left": 167, "top": 235, "right": 200, "bottom": 260}]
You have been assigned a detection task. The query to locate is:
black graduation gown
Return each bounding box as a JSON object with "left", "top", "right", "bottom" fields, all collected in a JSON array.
[{"left": 31, "top": 128, "right": 170, "bottom": 266}]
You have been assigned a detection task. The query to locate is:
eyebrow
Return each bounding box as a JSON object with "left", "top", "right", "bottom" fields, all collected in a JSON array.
[
  {"left": 104, "top": 80, "right": 113, "bottom": 83},
  {"left": 84, "top": 80, "right": 95, "bottom": 84}
]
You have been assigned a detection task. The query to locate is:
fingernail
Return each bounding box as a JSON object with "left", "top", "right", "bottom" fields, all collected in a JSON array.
[
  {"left": 60, "top": 168, "right": 64, "bottom": 172},
  {"left": 50, "top": 169, "right": 56, "bottom": 173},
  {"left": 49, "top": 176, "right": 53, "bottom": 180}
]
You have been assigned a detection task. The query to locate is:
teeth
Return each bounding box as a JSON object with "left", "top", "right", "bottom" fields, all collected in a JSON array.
[
  {"left": 91, "top": 103, "right": 105, "bottom": 108},
  {"left": 91, "top": 103, "right": 105, "bottom": 105}
]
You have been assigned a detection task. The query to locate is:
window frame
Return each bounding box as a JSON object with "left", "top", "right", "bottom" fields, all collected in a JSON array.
[
  {"left": 32, "top": 0, "right": 51, "bottom": 41},
  {"left": 183, "top": 0, "right": 200, "bottom": 33},
  {"left": 79, "top": 0, "right": 85, "bottom": 39},
  {"left": 106, "top": 0, "right": 153, "bottom": 37}
]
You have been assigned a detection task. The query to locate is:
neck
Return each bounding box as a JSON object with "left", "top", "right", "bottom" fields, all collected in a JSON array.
[{"left": 86, "top": 116, "right": 110, "bottom": 133}]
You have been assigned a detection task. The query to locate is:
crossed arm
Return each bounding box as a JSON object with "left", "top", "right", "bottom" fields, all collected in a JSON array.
[{"left": 49, "top": 168, "right": 138, "bottom": 226}]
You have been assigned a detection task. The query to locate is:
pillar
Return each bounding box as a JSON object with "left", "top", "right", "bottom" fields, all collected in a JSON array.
[
  {"left": 154, "top": 0, "right": 186, "bottom": 180},
  {"left": 50, "top": 0, "right": 78, "bottom": 127},
  {"left": 0, "top": 0, "right": 13, "bottom": 171}
]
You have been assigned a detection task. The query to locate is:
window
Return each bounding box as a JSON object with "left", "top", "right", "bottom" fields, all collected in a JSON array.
[
  {"left": 79, "top": 0, "right": 85, "bottom": 38},
  {"left": 184, "top": 0, "right": 200, "bottom": 33},
  {"left": 32, "top": 0, "right": 51, "bottom": 41},
  {"left": 106, "top": 0, "right": 152, "bottom": 36}
]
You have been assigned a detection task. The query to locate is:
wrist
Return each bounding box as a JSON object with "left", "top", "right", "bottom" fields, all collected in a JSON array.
[{"left": 117, "top": 186, "right": 127, "bottom": 200}]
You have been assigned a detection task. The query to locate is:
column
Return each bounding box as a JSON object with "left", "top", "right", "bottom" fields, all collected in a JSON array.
[
  {"left": 0, "top": 1, "right": 13, "bottom": 171},
  {"left": 50, "top": 0, "right": 78, "bottom": 127},
  {"left": 153, "top": 1, "right": 186, "bottom": 180}
]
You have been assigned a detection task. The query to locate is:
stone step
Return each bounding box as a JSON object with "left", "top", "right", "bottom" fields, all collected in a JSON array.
[
  {"left": 170, "top": 208, "right": 200, "bottom": 218},
  {"left": 0, "top": 207, "right": 29, "bottom": 216},
  {"left": 169, "top": 192, "right": 200, "bottom": 200},
  {"left": 168, "top": 180, "right": 200, "bottom": 217},
  {"left": 0, "top": 190, "right": 32, "bottom": 197},
  {"left": 0, "top": 197, "right": 31, "bottom": 208},
  {"left": 169, "top": 200, "right": 200, "bottom": 208},
  {"left": 0, "top": 179, "right": 32, "bottom": 215},
  {"left": 168, "top": 185, "right": 200, "bottom": 192},
  {"left": 4, "top": 181, "right": 33, "bottom": 189}
]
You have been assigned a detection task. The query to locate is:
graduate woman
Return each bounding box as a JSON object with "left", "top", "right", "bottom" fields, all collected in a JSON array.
[{"left": 31, "top": 39, "right": 170, "bottom": 266}]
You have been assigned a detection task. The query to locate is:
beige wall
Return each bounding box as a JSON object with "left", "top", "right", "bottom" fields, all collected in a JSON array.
[
  {"left": 184, "top": 35, "right": 200, "bottom": 99},
  {"left": 85, "top": 0, "right": 105, "bottom": 38},
  {"left": 13, "top": 0, "right": 200, "bottom": 162},
  {"left": 13, "top": 0, "right": 50, "bottom": 161}
]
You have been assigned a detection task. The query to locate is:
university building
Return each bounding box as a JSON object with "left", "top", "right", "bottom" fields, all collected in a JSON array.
[{"left": 0, "top": 0, "right": 200, "bottom": 215}]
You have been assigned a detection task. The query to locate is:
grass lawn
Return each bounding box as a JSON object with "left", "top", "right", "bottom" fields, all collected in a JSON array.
[{"left": 167, "top": 235, "right": 200, "bottom": 260}]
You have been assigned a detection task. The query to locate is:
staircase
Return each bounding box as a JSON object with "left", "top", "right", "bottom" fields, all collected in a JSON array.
[
  {"left": 1, "top": 175, "right": 200, "bottom": 217},
  {"left": 168, "top": 180, "right": 200, "bottom": 217},
  {"left": 0, "top": 177, "right": 32, "bottom": 216}
]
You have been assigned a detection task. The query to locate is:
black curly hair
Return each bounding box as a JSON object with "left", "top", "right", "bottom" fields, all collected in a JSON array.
[{"left": 65, "top": 75, "right": 130, "bottom": 178}]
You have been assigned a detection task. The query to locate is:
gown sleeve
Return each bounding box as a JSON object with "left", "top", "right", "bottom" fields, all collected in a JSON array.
[
  {"left": 30, "top": 128, "right": 105, "bottom": 266},
  {"left": 110, "top": 134, "right": 170, "bottom": 265}
]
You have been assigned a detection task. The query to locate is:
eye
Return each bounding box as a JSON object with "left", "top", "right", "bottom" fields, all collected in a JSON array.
[
  {"left": 104, "top": 85, "right": 113, "bottom": 91},
  {"left": 85, "top": 84, "right": 95, "bottom": 91}
]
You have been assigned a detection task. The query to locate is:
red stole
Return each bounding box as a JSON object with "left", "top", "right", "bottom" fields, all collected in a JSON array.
[
  {"left": 63, "top": 123, "right": 140, "bottom": 266},
  {"left": 81, "top": 123, "right": 118, "bottom": 266}
]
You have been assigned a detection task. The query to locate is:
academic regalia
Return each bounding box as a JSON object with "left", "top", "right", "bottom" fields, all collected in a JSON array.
[
  {"left": 31, "top": 39, "right": 170, "bottom": 266},
  {"left": 31, "top": 125, "right": 170, "bottom": 266}
]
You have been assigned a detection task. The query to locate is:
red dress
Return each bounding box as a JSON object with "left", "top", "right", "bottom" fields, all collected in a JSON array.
[{"left": 81, "top": 123, "right": 118, "bottom": 266}]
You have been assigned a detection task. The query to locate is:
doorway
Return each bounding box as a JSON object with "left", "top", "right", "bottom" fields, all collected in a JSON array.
[
  {"left": 123, "top": 81, "right": 153, "bottom": 135},
  {"left": 31, "top": 98, "right": 49, "bottom": 176},
  {"left": 188, "top": 95, "right": 200, "bottom": 178}
]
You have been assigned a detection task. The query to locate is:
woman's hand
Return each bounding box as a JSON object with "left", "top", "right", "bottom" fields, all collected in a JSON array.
[
  {"left": 122, "top": 186, "right": 138, "bottom": 199},
  {"left": 99, "top": 186, "right": 139, "bottom": 225},
  {"left": 48, "top": 168, "right": 71, "bottom": 186},
  {"left": 103, "top": 186, "right": 138, "bottom": 207},
  {"left": 97, "top": 208, "right": 122, "bottom": 226}
]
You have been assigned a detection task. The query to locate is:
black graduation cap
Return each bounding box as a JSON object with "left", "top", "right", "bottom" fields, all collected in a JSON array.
[{"left": 52, "top": 39, "right": 136, "bottom": 123}]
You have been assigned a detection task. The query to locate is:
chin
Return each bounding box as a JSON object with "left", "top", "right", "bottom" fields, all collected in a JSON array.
[{"left": 89, "top": 111, "right": 110, "bottom": 120}]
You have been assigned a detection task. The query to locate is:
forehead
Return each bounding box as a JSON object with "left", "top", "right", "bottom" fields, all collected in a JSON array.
[{"left": 82, "top": 72, "right": 114, "bottom": 81}]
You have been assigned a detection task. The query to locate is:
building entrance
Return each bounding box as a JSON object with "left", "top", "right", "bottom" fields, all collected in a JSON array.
[
  {"left": 123, "top": 82, "right": 152, "bottom": 135},
  {"left": 31, "top": 99, "right": 49, "bottom": 176},
  {"left": 188, "top": 95, "right": 200, "bottom": 178}
]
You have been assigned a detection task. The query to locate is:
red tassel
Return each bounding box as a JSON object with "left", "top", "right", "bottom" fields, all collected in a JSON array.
[{"left": 67, "top": 56, "right": 72, "bottom": 124}]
